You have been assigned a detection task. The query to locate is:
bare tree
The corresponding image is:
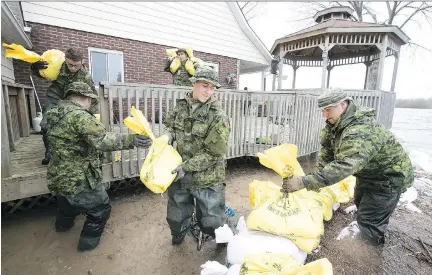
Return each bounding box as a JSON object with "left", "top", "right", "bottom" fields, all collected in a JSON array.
[{"left": 237, "top": 1, "right": 267, "bottom": 22}]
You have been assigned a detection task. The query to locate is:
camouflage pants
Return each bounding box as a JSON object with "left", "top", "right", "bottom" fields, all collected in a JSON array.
[
  {"left": 354, "top": 185, "right": 403, "bottom": 246},
  {"left": 55, "top": 185, "right": 111, "bottom": 240},
  {"left": 166, "top": 182, "right": 226, "bottom": 237},
  {"left": 40, "top": 96, "right": 60, "bottom": 132}
]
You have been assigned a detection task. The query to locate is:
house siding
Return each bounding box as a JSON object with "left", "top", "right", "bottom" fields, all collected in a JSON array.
[
  {"left": 21, "top": 1, "right": 268, "bottom": 65},
  {"left": 1, "top": 38, "right": 15, "bottom": 82},
  {"left": 14, "top": 22, "right": 238, "bottom": 105}
]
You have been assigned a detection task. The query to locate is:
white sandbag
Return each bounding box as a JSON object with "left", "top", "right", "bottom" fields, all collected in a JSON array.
[
  {"left": 200, "top": 261, "right": 228, "bottom": 275},
  {"left": 336, "top": 221, "right": 360, "bottom": 241},
  {"left": 227, "top": 230, "right": 307, "bottom": 265},
  {"left": 344, "top": 204, "right": 357, "bottom": 214},
  {"left": 399, "top": 186, "right": 418, "bottom": 205},
  {"left": 226, "top": 264, "right": 241, "bottom": 275},
  {"left": 404, "top": 203, "right": 422, "bottom": 213},
  {"left": 215, "top": 224, "right": 234, "bottom": 244}
]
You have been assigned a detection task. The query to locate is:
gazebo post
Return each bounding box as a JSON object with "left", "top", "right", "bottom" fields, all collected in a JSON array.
[
  {"left": 390, "top": 51, "right": 400, "bottom": 92},
  {"left": 319, "top": 35, "right": 334, "bottom": 89},
  {"left": 376, "top": 35, "right": 389, "bottom": 90},
  {"left": 292, "top": 63, "right": 298, "bottom": 89},
  {"left": 278, "top": 49, "right": 284, "bottom": 90},
  {"left": 326, "top": 65, "right": 333, "bottom": 88},
  {"left": 364, "top": 60, "right": 371, "bottom": 89}
]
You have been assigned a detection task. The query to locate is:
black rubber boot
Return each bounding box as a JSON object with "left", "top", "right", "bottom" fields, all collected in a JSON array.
[
  {"left": 78, "top": 204, "right": 111, "bottom": 252},
  {"left": 42, "top": 133, "right": 51, "bottom": 165},
  {"left": 172, "top": 232, "right": 187, "bottom": 246},
  {"left": 55, "top": 195, "right": 78, "bottom": 232},
  {"left": 55, "top": 215, "right": 75, "bottom": 232}
]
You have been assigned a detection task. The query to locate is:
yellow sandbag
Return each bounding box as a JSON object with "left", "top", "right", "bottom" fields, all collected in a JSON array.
[
  {"left": 297, "top": 190, "right": 334, "bottom": 222},
  {"left": 170, "top": 57, "right": 181, "bottom": 74},
  {"left": 282, "top": 258, "right": 333, "bottom": 275},
  {"left": 2, "top": 43, "right": 42, "bottom": 63},
  {"left": 123, "top": 106, "right": 155, "bottom": 140},
  {"left": 247, "top": 189, "right": 324, "bottom": 240},
  {"left": 184, "top": 47, "right": 193, "bottom": 58},
  {"left": 240, "top": 253, "right": 300, "bottom": 275},
  {"left": 166, "top": 48, "right": 178, "bottom": 57},
  {"left": 249, "top": 180, "right": 281, "bottom": 209},
  {"left": 94, "top": 114, "right": 100, "bottom": 121},
  {"left": 322, "top": 176, "right": 356, "bottom": 203},
  {"left": 39, "top": 49, "right": 65, "bottom": 80},
  {"left": 288, "top": 235, "right": 321, "bottom": 254},
  {"left": 185, "top": 60, "right": 195, "bottom": 76},
  {"left": 257, "top": 144, "right": 305, "bottom": 178},
  {"left": 140, "top": 135, "right": 182, "bottom": 193}
]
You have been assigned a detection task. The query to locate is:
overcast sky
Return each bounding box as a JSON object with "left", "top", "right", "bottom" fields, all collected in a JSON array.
[{"left": 238, "top": 2, "right": 432, "bottom": 99}]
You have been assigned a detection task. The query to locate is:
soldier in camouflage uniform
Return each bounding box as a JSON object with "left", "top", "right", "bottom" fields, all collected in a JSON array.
[
  {"left": 164, "top": 48, "right": 195, "bottom": 87},
  {"left": 32, "top": 48, "right": 98, "bottom": 165},
  {"left": 283, "top": 89, "right": 414, "bottom": 246},
  {"left": 164, "top": 66, "right": 231, "bottom": 245},
  {"left": 45, "top": 82, "right": 152, "bottom": 252}
]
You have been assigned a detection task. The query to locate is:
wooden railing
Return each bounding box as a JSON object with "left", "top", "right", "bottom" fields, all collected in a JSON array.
[
  {"left": 1, "top": 80, "right": 38, "bottom": 178},
  {"left": 98, "top": 82, "right": 396, "bottom": 182}
]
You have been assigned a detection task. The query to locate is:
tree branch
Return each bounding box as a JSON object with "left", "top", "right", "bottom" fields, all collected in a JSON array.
[
  {"left": 395, "top": 1, "right": 415, "bottom": 15},
  {"left": 408, "top": 42, "right": 432, "bottom": 53},
  {"left": 400, "top": 4, "right": 432, "bottom": 29}
]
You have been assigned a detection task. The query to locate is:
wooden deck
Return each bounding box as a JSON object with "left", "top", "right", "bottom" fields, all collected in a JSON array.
[{"left": 1, "top": 134, "right": 48, "bottom": 202}]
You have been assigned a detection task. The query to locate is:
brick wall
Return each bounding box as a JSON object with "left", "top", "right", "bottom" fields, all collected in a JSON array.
[{"left": 14, "top": 22, "right": 238, "bottom": 106}]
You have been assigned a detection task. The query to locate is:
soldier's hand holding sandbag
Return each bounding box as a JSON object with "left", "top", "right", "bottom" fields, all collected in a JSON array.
[
  {"left": 171, "top": 166, "right": 185, "bottom": 182},
  {"left": 134, "top": 135, "right": 152, "bottom": 148},
  {"left": 31, "top": 60, "right": 49, "bottom": 70}
]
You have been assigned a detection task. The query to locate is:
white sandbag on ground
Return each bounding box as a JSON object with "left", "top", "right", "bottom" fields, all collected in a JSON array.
[
  {"left": 336, "top": 221, "right": 360, "bottom": 240},
  {"left": 200, "top": 261, "right": 228, "bottom": 275},
  {"left": 227, "top": 230, "right": 307, "bottom": 265}
]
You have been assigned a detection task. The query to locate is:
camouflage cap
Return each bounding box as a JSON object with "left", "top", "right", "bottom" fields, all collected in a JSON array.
[
  {"left": 317, "top": 88, "right": 351, "bottom": 109},
  {"left": 65, "top": 82, "right": 98, "bottom": 99},
  {"left": 190, "top": 65, "right": 221, "bottom": 88}
]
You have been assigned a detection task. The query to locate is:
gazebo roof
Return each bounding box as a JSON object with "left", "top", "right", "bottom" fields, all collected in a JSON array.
[{"left": 270, "top": 11, "right": 410, "bottom": 55}]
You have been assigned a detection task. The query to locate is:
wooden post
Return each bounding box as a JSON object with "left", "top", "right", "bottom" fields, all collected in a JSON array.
[
  {"left": 319, "top": 35, "right": 334, "bottom": 89},
  {"left": 28, "top": 87, "right": 37, "bottom": 121},
  {"left": 260, "top": 70, "right": 265, "bottom": 91},
  {"left": 277, "top": 59, "right": 284, "bottom": 90},
  {"left": 292, "top": 64, "right": 299, "bottom": 89},
  {"left": 1, "top": 86, "right": 12, "bottom": 178},
  {"left": 272, "top": 74, "right": 276, "bottom": 91},
  {"left": 376, "top": 35, "right": 388, "bottom": 90},
  {"left": 326, "top": 66, "right": 333, "bottom": 88},
  {"left": 364, "top": 61, "right": 371, "bottom": 89},
  {"left": 390, "top": 51, "right": 400, "bottom": 92},
  {"left": 236, "top": 59, "right": 241, "bottom": 90},
  {"left": 17, "top": 87, "right": 30, "bottom": 137},
  {"left": 2, "top": 85, "right": 15, "bottom": 151}
]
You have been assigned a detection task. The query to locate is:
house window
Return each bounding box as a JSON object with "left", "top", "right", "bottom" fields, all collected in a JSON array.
[
  {"left": 88, "top": 48, "right": 124, "bottom": 87},
  {"left": 202, "top": 61, "right": 220, "bottom": 75}
]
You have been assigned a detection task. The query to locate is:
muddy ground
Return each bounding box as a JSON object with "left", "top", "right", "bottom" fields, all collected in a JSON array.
[{"left": 2, "top": 159, "right": 432, "bottom": 275}]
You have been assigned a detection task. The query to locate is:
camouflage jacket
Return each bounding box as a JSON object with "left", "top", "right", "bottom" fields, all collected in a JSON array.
[
  {"left": 33, "top": 62, "right": 99, "bottom": 113},
  {"left": 164, "top": 59, "right": 193, "bottom": 87},
  {"left": 46, "top": 100, "right": 136, "bottom": 197},
  {"left": 164, "top": 93, "right": 230, "bottom": 188},
  {"left": 302, "top": 101, "right": 414, "bottom": 191}
]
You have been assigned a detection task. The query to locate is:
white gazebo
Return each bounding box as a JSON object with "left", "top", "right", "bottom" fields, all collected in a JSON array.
[{"left": 270, "top": 6, "right": 410, "bottom": 91}]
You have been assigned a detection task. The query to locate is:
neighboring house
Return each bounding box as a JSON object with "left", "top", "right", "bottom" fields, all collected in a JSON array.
[
  {"left": 1, "top": 1, "right": 32, "bottom": 83},
  {"left": 13, "top": 1, "right": 272, "bottom": 105}
]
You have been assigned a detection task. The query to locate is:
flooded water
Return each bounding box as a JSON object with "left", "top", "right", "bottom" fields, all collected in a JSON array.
[{"left": 391, "top": 108, "right": 432, "bottom": 171}]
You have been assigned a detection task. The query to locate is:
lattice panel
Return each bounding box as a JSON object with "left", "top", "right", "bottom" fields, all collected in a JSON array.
[
  {"left": 1, "top": 178, "right": 143, "bottom": 215},
  {"left": 283, "top": 35, "right": 325, "bottom": 52},
  {"left": 329, "top": 33, "right": 383, "bottom": 44},
  {"left": 2, "top": 194, "right": 56, "bottom": 215}
]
